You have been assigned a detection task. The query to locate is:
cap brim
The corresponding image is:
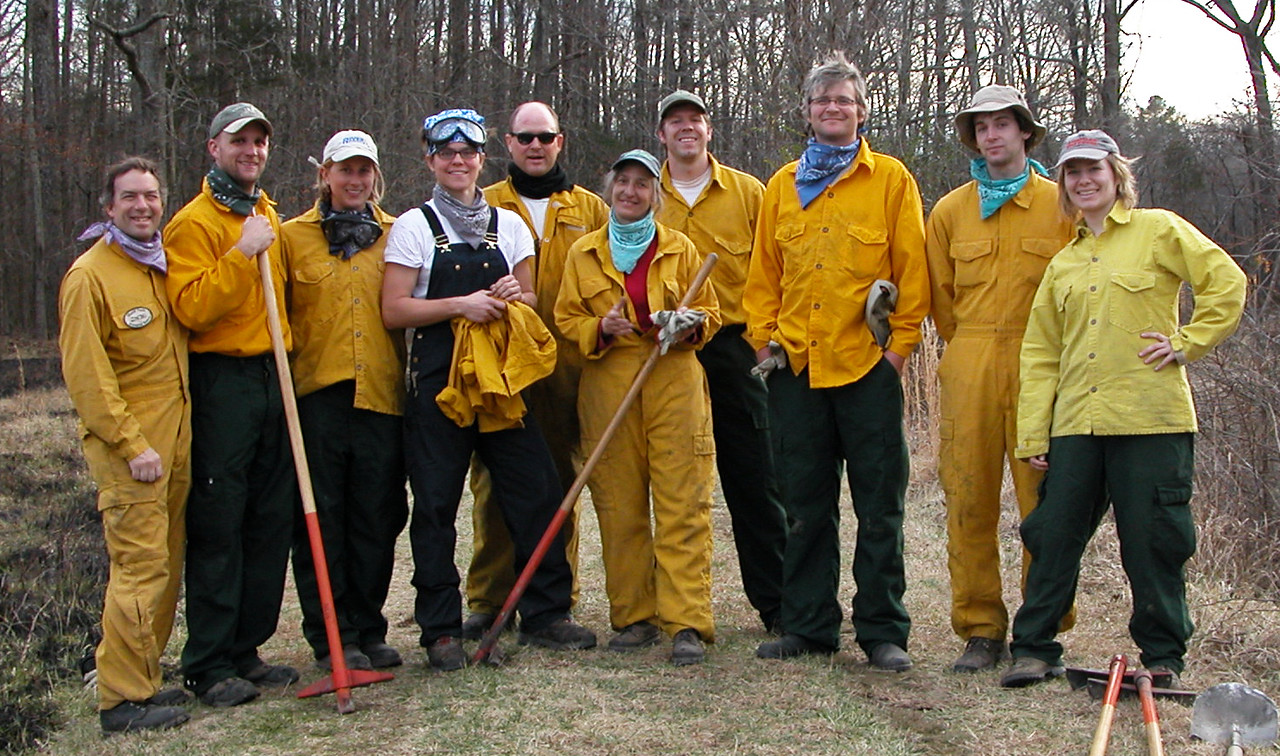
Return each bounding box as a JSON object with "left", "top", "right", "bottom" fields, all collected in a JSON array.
[
  {"left": 1054, "top": 148, "right": 1112, "bottom": 168},
  {"left": 329, "top": 147, "right": 379, "bottom": 166},
  {"left": 612, "top": 157, "right": 660, "bottom": 177},
  {"left": 223, "top": 116, "right": 273, "bottom": 136}
]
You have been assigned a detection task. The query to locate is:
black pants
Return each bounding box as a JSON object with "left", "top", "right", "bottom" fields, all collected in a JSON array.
[
  {"left": 181, "top": 353, "right": 295, "bottom": 694},
  {"left": 697, "top": 325, "right": 786, "bottom": 629},
  {"left": 404, "top": 376, "right": 571, "bottom": 645},
  {"left": 292, "top": 381, "right": 407, "bottom": 657}
]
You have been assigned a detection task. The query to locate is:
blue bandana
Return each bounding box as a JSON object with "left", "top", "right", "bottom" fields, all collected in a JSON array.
[
  {"left": 796, "top": 138, "right": 860, "bottom": 208},
  {"left": 608, "top": 209, "right": 656, "bottom": 274},
  {"left": 971, "top": 157, "right": 1049, "bottom": 219}
]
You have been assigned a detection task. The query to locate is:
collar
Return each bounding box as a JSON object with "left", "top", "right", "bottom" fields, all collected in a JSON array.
[
  {"left": 1076, "top": 202, "right": 1132, "bottom": 237},
  {"left": 660, "top": 154, "right": 725, "bottom": 203},
  {"left": 295, "top": 201, "right": 396, "bottom": 226}
]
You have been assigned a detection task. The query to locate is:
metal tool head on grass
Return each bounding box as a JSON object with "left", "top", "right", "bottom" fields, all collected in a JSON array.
[{"left": 1191, "top": 682, "right": 1278, "bottom": 754}]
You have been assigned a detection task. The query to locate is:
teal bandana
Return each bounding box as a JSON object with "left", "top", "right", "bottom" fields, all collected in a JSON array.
[
  {"left": 971, "top": 158, "right": 1049, "bottom": 219},
  {"left": 608, "top": 209, "right": 656, "bottom": 274},
  {"left": 206, "top": 167, "right": 261, "bottom": 216}
]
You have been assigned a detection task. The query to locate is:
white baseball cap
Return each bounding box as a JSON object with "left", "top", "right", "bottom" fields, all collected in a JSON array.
[{"left": 323, "top": 130, "right": 380, "bottom": 165}]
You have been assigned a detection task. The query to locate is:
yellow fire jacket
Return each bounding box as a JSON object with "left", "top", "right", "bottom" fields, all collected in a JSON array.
[
  {"left": 1016, "top": 204, "right": 1247, "bottom": 458},
  {"left": 59, "top": 237, "right": 190, "bottom": 464},
  {"left": 743, "top": 139, "right": 929, "bottom": 388},
  {"left": 554, "top": 225, "right": 721, "bottom": 360},
  {"left": 657, "top": 155, "right": 764, "bottom": 327},
  {"left": 281, "top": 203, "right": 406, "bottom": 415},
  {"left": 164, "top": 179, "right": 290, "bottom": 356},
  {"left": 483, "top": 179, "right": 609, "bottom": 336},
  {"left": 926, "top": 173, "right": 1073, "bottom": 341},
  {"left": 435, "top": 301, "right": 557, "bottom": 432}
]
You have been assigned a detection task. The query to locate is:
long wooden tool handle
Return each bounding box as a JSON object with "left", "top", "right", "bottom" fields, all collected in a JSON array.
[
  {"left": 1133, "top": 669, "right": 1165, "bottom": 756},
  {"left": 1087, "top": 654, "right": 1129, "bottom": 756},
  {"left": 472, "top": 252, "right": 718, "bottom": 663}
]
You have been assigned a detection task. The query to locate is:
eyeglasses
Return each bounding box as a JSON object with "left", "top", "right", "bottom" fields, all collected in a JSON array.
[
  {"left": 809, "top": 96, "right": 859, "bottom": 108},
  {"left": 435, "top": 147, "right": 481, "bottom": 161},
  {"left": 509, "top": 132, "right": 559, "bottom": 145}
]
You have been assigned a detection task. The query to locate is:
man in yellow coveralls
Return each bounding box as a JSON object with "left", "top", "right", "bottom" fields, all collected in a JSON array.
[
  {"left": 164, "top": 102, "right": 299, "bottom": 707},
  {"left": 60, "top": 157, "right": 191, "bottom": 734},
  {"left": 652, "top": 89, "right": 787, "bottom": 633},
  {"left": 925, "top": 85, "right": 1074, "bottom": 672},
  {"left": 462, "top": 101, "right": 608, "bottom": 639}
]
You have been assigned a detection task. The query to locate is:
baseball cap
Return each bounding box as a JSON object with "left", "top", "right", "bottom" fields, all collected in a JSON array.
[
  {"left": 611, "top": 149, "right": 661, "bottom": 178},
  {"left": 1054, "top": 130, "right": 1121, "bottom": 168},
  {"left": 323, "top": 130, "right": 379, "bottom": 165},
  {"left": 954, "top": 85, "right": 1045, "bottom": 152},
  {"left": 657, "top": 90, "right": 708, "bottom": 123},
  {"left": 208, "top": 102, "right": 273, "bottom": 140}
]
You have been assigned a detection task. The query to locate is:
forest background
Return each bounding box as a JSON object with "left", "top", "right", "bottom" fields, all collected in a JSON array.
[{"left": 2, "top": 0, "right": 1280, "bottom": 752}]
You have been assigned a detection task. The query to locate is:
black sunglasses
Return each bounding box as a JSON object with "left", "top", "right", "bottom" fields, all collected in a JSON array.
[{"left": 509, "top": 132, "right": 559, "bottom": 145}]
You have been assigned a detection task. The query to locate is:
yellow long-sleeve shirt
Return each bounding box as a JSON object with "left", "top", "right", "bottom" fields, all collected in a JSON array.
[
  {"left": 164, "top": 179, "right": 290, "bottom": 356},
  {"left": 657, "top": 155, "right": 763, "bottom": 326},
  {"left": 1016, "top": 204, "right": 1247, "bottom": 458},
  {"left": 58, "top": 238, "right": 189, "bottom": 462},
  {"left": 281, "top": 203, "right": 406, "bottom": 415},
  {"left": 925, "top": 173, "right": 1073, "bottom": 341},
  {"left": 555, "top": 225, "right": 721, "bottom": 360},
  {"left": 483, "top": 178, "right": 609, "bottom": 328},
  {"left": 743, "top": 139, "right": 929, "bottom": 388}
]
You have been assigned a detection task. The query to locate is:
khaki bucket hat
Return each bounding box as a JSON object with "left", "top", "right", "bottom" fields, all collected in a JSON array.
[{"left": 954, "top": 85, "right": 1046, "bottom": 153}]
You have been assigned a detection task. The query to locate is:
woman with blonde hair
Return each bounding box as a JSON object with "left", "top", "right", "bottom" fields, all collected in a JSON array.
[{"left": 1002, "top": 130, "right": 1247, "bottom": 688}]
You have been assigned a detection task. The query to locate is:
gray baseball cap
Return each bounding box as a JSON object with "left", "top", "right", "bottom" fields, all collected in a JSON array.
[
  {"left": 612, "top": 149, "right": 662, "bottom": 178},
  {"left": 208, "top": 102, "right": 273, "bottom": 140},
  {"left": 954, "top": 85, "right": 1045, "bottom": 153},
  {"left": 1054, "top": 129, "right": 1121, "bottom": 168},
  {"left": 657, "top": 90, "right": 707, "bottom": 123}
]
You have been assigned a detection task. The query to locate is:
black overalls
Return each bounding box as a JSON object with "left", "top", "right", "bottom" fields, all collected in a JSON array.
[{"left": 404, "top": 204, "right": 571, "bottom": 646}]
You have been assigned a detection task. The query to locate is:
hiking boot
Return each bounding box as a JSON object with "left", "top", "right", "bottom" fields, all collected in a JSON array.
[
  {"left": 142, "top": 687, "right": 191, "bottom": 706},
  {"left": 952, "top": 637, "right": 1009, "bottom": 673},
  {"left": 607, "top": 621, "right": 661, "bottom": 651},
  {"left": 755, "top": 633, "right": 834, "bottom": 659},
  {"left": 361, "top": 642, "right": 403, "bottom": 669},
  {"left": 460, "top": 612, "right": 494, "bottom": 641},
  {"left": 197, "top": 676, "right": 259, "bottom": 707},
  {"left": 317, "top": 645, "right": 373, "bottom": 672},
  {"left": 1147, "top": 665, "right": 1183, "bottom": 690},
  {"left": 868, "top": 643, "right": 913, "bottom": 672},
  {"left": 100, "top": 701, "right": 190, "bottom": 734},
  {"left": 1000, "top": 656, "right": 1065, "bottom": 688},
  {"left": 426, "top": 636, "right": 468, "bottom": 671},
  {"left": 671, "top": 629, "right": 705, "bottom": 666},
  {"left": 519, "top": 617, "right": 598, "bottom": 650},
  {"left": 242, "top": 662, "right": 300, "bottom": 688}
]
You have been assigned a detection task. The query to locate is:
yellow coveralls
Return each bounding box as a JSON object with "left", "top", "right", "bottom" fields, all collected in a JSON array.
[
  {"left": 925, "top": 173, "right": 1073, "bottom": 642},
  {"left": 554, "top": 225, "right": 720, "bottom": 640},
  {"left": 58, "top": 237, "right": 191, "bottom": 710},
  {"left": 465, "top": 180, "right": 609, "bottom": 614}
]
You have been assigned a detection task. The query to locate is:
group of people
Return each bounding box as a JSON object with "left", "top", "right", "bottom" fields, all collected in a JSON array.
[{"left": 59, "top": 50, "right": 1246, "bottom": 736}]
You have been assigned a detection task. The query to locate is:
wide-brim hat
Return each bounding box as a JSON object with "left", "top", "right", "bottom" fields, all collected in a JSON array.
[{"left": 954, "top": 85, "right": 1045, "bottom": 153}]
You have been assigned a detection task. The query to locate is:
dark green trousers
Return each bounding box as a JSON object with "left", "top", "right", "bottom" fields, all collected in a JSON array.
[
  {"left": 698, "top": 325, "right": 787, "bottom": 629},
  {"left": 1011, "top": 433, "right": 1195, "bottom": 672},
  {"left": 292, "top": 381, "right": 407, "bottom": 658},
  {"left": 768, "top": 360, "right": 910, "bottom": 652},
  {"left": 182, "top": 353, "right": 296, "bottom": 694}
]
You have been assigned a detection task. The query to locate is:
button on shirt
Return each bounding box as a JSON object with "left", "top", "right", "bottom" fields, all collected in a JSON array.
[{"left": 1015, "top": 204, "right": 1247, "bottom": 458}]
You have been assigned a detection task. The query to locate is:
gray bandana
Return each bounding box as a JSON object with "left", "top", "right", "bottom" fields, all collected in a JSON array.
[{"left": 432, "top": 188, "right": 489, "bottom": 248}]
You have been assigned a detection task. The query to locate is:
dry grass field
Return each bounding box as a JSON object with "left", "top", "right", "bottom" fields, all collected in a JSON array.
[{"left": 4, "top": 323, "right": 1279, "bottom": 755}]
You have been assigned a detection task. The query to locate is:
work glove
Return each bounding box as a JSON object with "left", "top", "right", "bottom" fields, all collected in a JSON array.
[
  {"left": 652, "top": 309, "right": 707, "bottom": 354},
  {"left": 866, "top": 279, "right": 898, "bottom": 348},
  {"left": 751, "top": 340, "right": 788, "bottom": 380}
]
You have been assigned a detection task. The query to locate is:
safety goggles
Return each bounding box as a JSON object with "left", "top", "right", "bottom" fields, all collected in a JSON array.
[
  {"left": 422, "top": 111, "right": 486, "bottom": 149},
  {"left": 509, "top": 132, "right": 559, "bottom": 145}
]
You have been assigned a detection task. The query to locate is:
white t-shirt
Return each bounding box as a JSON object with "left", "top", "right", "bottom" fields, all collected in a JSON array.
[
  {"left": 670, "top": 165, "right": 712, "bottom": 207},
  {"left": 519, "top": 196, "right": 551, "bottom": 239},
  {"left": 383, "top": 198, "right": 536, "bottom": 298}
]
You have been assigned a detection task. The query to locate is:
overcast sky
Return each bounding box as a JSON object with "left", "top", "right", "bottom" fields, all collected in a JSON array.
[{"left": 1126, "top": 0, "right": 1280, "bottom": 119}]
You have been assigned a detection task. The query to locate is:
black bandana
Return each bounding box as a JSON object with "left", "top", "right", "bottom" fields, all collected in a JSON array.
[
  {"left": 319, "top": 201, "right": 383, "bottom": 260},
  {"left": 206, "top": 167, "right": 261, "bottom": 216},
  {"left": 509, "top": 162, "right": 573, "bottom": 200}
]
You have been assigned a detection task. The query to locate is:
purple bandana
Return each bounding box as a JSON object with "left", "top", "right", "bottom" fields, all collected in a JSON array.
[{"left": 78, "top": 221, "right": 167, "bottom": 274}]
